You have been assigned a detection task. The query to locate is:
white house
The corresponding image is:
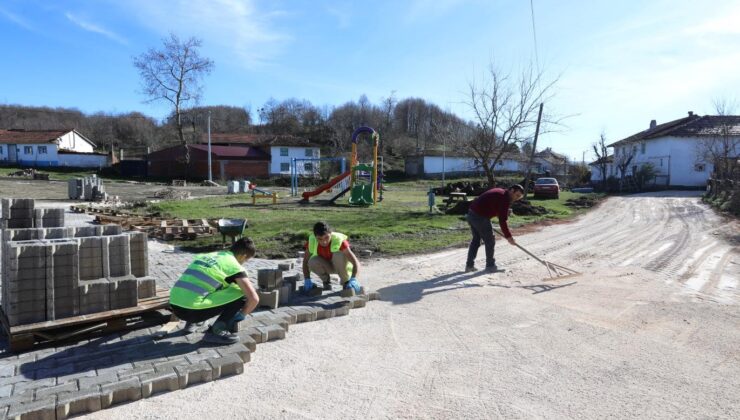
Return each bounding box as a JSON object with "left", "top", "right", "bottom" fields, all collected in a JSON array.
[
  {"left": 405, "top": 151, "right": 527, "bottom": 177},
  {"left": 602, "top": 112, "right": 740, "bottom": 187},
  {"left": 0, "top": 129, "right": 108, "bottom": 168},
  {"left": 200, "top": 133, "right": 322, "bottom": 177}
]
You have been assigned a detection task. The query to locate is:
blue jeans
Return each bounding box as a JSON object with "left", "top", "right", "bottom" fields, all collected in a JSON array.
[{"left": 466, "top": 210, "right": 496, "bottom": 268}]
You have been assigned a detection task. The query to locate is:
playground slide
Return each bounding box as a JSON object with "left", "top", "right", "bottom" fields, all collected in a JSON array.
[{"left": 301, "top": 170, "right": 352, "bottom": 200}]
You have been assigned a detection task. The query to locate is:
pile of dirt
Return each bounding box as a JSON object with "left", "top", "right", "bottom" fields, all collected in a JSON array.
[
  {"left": 512, "top": 199, "right": 550, "bottom": 216},
  {"left": 565, "top": 195, "right": 597, "bottom": 208},
  {"left": 152, "top": 188, "right": 191, "bottom": 200},
  {"left": 432, "top": 181, "right": 491, "bottom": 197},
  {"left": 7, "top": 168, "right": 35, "bottom": 177},
  {"left": 443, "top": 201, "right": 472, "bottom": 215}
]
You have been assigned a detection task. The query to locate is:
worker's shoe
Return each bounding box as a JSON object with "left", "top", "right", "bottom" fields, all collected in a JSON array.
[
  {"left": 203, "top": 322, "right": 239, "bottom": 345},
  {"left": 485, "top": 264, "right": 499, "bottom": 273},
  {"left": 182, "top": 321, "right": 204, "bottom": 334},
  {"left": 465, "top": 265, "right": 478, "bottom": 273}
]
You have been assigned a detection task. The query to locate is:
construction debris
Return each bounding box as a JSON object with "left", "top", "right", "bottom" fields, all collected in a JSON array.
[{"left": 152, "top": 188, "right": 191, "bottom": 200}]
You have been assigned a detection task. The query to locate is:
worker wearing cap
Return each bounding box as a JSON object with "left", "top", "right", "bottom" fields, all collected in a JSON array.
[
  {"left": 169, "top": 238, "right": 260, "bottom": 344},
  {"left": 465, "top": 184, "right": 525, "bottom": 273},
  {"left": 302, "top": 221, "right": 362, "bottom": 295}
]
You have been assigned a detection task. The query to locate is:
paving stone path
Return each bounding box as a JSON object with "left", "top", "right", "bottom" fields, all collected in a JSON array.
[{"left": 0, "top": 207, "right": 380, "bottom": 419}]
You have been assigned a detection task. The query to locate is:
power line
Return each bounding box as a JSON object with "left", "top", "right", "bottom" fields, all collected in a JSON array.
[{"left": 529, "top": 0, "right": 540, "bottom": 72}]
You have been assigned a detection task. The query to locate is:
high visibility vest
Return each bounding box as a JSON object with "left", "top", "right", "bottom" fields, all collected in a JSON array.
[
  {"left": 169, "top": 251, "right": 245, "bottom": 310},
  {"left": 308, "top": 232, "right": 352, "bottom": 276}
]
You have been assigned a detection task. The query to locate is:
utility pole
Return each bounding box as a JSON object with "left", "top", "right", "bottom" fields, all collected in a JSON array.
[
  {"left": 523, "top": 102, "right": 544, "bottom": 196},
  {"left": 207, "top": 110, "right": 212, "bottom": 183},
  {"left": 442, "top": 134, "right": 446, "bottom": 184}
]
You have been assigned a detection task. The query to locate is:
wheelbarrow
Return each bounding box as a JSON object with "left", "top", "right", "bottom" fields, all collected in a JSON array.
[{"left": 217, "top": 218, "right": 248, "bottom": 245}]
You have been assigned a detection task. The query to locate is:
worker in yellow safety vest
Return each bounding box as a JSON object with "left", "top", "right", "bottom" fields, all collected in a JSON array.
[
  {"left": 302, "top": 221, "right": 362, "bottom": 295},
  {"left": 169, "top": 238, "right": 259, "bottom": 344}
]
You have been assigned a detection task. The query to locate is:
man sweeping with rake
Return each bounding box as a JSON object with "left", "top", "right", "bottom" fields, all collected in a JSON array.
[{"left": 465, "top": 184, "right": 525, "bottom": 273}]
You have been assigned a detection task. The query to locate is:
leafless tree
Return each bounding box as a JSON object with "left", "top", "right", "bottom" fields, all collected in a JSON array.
[
  {"left": 697, "top": 99, "right": 740, "bottom": 194},
  {"left": 613, "top": 145, "right": 635, "bottom": 190},
  {"left": 133, "top": 33, "right": 214, "bottom": 147},
  {"left": 592, "top": 131, "right": 610, "bottom": 187},
  {"left": 464, "top": 62, "right": 562, "bottom": 185}
]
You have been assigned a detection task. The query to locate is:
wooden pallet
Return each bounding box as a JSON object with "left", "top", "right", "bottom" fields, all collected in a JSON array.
[{"left": 0, "top": 288, "right": 172, "bottom": 352}]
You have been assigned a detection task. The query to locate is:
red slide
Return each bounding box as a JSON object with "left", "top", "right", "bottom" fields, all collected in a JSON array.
[{"left": 301, "top": 170, "right": 351, "bottom": 200}]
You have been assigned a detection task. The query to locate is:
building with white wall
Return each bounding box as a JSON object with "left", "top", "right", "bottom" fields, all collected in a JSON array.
[
  {"left": 602, "top": 112, "right": 740, "bottom": 187},
  {"left": 0, "top": 129, "right": 108, "bottom": 168},
  {"left": 405, "top": 152, "right": 527, "bottom": 177}
]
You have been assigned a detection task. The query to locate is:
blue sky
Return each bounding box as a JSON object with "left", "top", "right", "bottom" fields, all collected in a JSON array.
[{"left": 1, "top": 0, "right": 740, "bottom": 161}]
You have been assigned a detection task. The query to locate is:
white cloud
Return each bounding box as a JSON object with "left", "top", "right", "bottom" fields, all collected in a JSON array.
[
  {"left": 65, "top": 12, "right": 128, "bottom": 45},
  {"left": 0, "top": 7, "right": 34, "bottom": 31},
  {"left": 119, "top": 0, "right": 291, "bottom": 69}
]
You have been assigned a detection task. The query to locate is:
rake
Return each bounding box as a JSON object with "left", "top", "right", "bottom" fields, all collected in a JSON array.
[{"left": 493, "top": 228, "right": 581, "bottom": 281}]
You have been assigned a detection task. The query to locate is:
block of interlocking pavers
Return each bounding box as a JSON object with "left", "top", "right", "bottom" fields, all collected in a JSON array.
[
  {"left": 282, "top": 274, "right": 299, "bottom": 293},
  {"left": 216, "top": 343, "right": 252, "bottom": 363},
  {"left": 56, "top": 388, "right": 103, "bottom": 418},
  {"left": 3, "top": 240, "right": 51, "bottom": 326},
  {"left": 76, "top": 236, "right": 104, "bottom": 280},
  {"left": 6, "top": 396, "right": 57, "bottom": 420},
  {"left": 206, "top": 354, "right": 245, "bottom": 379},
  {"left": 34, "top": 207, "right": 65, "bottom": 228},
  {"left": 173, "top": 362, "right": 214, "bottom": 388},
  {"left": 126, "top": 232, "right": 149, "bottom": 278},
  {"left": 109, "top": 276, "right": 138, "bottom": 309},
  {"left": 43, "top": 226, "right": 72, "bottom": 239},
  {"left": 277, "top": 262, "right": 294, "bottom": 271},
  {"left": 101, "top": 224, "right": 123, "bottom": 235},
  {"left": 79, "top": 279, "right": 110, "bottom": 315},
  {"left": 100, "top": 377, "right": 142, "bottom": 409},
  {"left": 7, "top": 218, "right": 33, "bottom": 229},
  {"left": 257, "top": 269, "right": 281, "bottom": 290},
  {"left": 257, "top": 289, "right": 279, "bottom": 309},
  {"left": 105, "top": 235, "right": 131, "bottom": 278},
  {"left": 278, "top": 282, "right": 292, "bottom": 305},
  {"left": 139, "top": 370, "right": 180, "bottom": 398},
  {"left": 72, "top": 226, "right": 103, "bottom": 238},
  {"left": 47, "top": 239, "right": 80, "bottom": 320},
  {"left": 1, "top": 227, "right": 45, "bottom": 242},
  {"left": 136, "top": 276, "right": 157, "bottom": 299}
]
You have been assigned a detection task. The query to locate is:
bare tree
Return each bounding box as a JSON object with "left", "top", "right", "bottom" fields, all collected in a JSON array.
[
  {"left": 613, "top": 145, "right": 635, "bottom": 191},
  {"left": 464, "top": 62, "right": 561, "bottom": 185},
  {"left": 592, "top": 131, "right": 610, "bottom": 187},
  {"left": 133, "top": 33, "right": 214, "bottom": 146},
  {"left": 697, "top": 99, "right": 740, "bottom": 195}
]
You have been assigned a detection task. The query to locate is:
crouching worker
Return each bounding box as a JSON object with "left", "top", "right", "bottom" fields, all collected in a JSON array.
[
  {"left": 169, "top": 238, "right": 260, "bottom": 344},
  {"left": 302, "top": 221, "right": 362, "bottom": 295}
]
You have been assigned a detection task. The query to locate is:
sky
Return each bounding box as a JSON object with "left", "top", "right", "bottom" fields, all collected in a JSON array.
[{"left": 1, "top": 0, "right": 740, "bottom": 162}]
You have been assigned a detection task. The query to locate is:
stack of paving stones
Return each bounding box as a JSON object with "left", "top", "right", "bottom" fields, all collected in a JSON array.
[
  {"left": 256, "top": 263, "right": 300, "bottom": 310},
  {"left": 0, "top": 288, "right": 380, "bottom": 419},
  {"left": 1, "top": 199, "right": 157, "bottom": 327},
  {"left": 67, "top": 175, "right": 108, "bottom": 201}
]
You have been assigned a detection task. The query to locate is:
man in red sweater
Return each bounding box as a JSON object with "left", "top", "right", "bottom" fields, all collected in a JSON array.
[{"left": 466, "top": 184, "right": 525, "bottom": 272}]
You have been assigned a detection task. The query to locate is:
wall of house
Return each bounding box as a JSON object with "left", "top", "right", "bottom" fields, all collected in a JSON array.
[
  {"left": 57, "top": 153, "right": 109, "bottom": 168},
  {"left": 15, "top": 143, "right": 59, "bottom": 167},
  {"left": 57, "top": 131, "right": 94, "bottom": 153},
  {"left": 423, "top": 156, "right": 477, "bottom": 174},
  {"left": 614, "top": 137, "right": 711, "bottom": 187},
  {"left": 0, "top": 144, "right": 7, "bottom": 162},
  {"left": 269, "top": 146, "right": 321, "bottom": 176}
]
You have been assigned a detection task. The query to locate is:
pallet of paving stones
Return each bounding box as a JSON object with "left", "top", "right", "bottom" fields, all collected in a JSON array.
[{"left": 0, "top": 288, "right": 171, "bottom": 352}]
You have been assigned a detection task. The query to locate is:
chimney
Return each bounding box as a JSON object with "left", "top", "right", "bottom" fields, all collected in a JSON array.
[
  {"left": 649, "top": 120, "right": 657, "bottom": 129},
  {"left": 688, "top": 111, "right": 694, "bottom": 117}
]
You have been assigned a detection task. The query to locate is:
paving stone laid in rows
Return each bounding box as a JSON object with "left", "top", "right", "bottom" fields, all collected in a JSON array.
[{"left": 0, "top": 286, "right": 380, "bottom": 419}]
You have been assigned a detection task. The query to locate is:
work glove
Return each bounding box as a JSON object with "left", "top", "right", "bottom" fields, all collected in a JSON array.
[
  {"left": 226, "top": 311, "right": 246, "bottom": 331},
  {"left": 345, "top": 278, "right": 361, "bottom": 294},
  {"left": 303, "top": 278, "right": 314, "bottom": 294}
]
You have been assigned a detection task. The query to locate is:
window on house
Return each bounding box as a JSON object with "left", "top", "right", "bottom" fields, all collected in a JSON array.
[
  {"left": 641, "top": 143, "right": 646, "bottom": 154},
  {"left": 305, "top": 148, "right": 314, "bottom": 157},
  {"left": 632, "top": 145, "right": 637, "bottom": 155},
  {"left": 694, "top": 163, "right": 705, "bottom": 172},
  {"left": 280, "top": 162, "right": 290, "bottom": 172},
  {"left": 0, "top": 147, "right": 3, "bottom": 155},
  {"left": 280, "top": 148, "right": 289, "bottom": 157},
  {"left": 660, "top": 159, "right": 663, "bottom": 167},
  {"left": 304, "top": 162, "right": 314, "bottom": 171},
  {"left": 24, "top": 146, "right": 33, "bottom": 154},
  {"left": 38, "top": 146, "right": 47, "bottom": 154}
]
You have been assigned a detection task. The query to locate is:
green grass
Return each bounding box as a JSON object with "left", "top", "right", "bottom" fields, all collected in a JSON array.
[
  {"left": 0, "top": 166, "right": 107, "bottom": 181},
  {"left": 148, "top": 182, "right": 604, "bottom": 259}
]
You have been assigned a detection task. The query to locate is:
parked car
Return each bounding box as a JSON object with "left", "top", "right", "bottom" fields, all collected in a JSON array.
[{"left": 533, "top": 177, "right": 560, "bottom": 199}]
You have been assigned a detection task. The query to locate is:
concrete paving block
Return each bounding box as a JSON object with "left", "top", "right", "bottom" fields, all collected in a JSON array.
[
  {"left": 258, "top": 324, "right": 286, "bottom": 341},
  {"left": 207, "top": 354, "right": 244, "bottom": 379},
  {"left": 333, "top": 304, "right": 351, "bottom": 317},
  {"left": 278, "top": 283, "right": 292, "bottom": 305},
  {"left": 257, "top": 269, "right": 279, "bottom": 290},
  {"left": 56, "top": 388, "right": 102, "bottom": 418},
  {"left": 101, "top": 224, "right": 123, "bottom": 235},
  {"left": 291, "top": 306, "right": 319, "bottom": 323},
  {"left": 73, "top": 226, "right": 103, "bottom": 238},
  {"left": 345, "top": 296, "right": 367, "bottom": 308},
  {"left": 270, "top": 308, "right": 298, "bottom": 325},
  {"left": 100, "top": 377, "right": 142, "bottom": 408},
  {"left": 174, "top": 362, "right": 213, "bottom": 388},
  {"left": 43, "top": 227, "right": 72, "bottom": 239},
  {"left": 216, "top": 343, "right": 252, "bottom": 363},
  {"left": 257, "top": 289, "right": 279, "bottom": 309},
  {"left": 139, "top": 370, "right": 180, "bottom": 398},
  {"left": 136, "top": 276, "right": 157, "bottom": 299},
  {"left": 6, "top": 396, "right": 56, "bottom": 420},
  {"left": 35, "top": 381, "right": 79, "bottom": 399},
  {"left": 282, "top": 274, "right": 300, "bottom": 293},
  {"left": 78, "top": 279, "right": 110, "bottom": 315},
  {"left": 108, "top": 276, "right": 138, "bottom": 309}
]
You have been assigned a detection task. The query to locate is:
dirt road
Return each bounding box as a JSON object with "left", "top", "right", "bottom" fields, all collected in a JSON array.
[{"left": 92, "top": 191, "right": 739, "bottom": 419}]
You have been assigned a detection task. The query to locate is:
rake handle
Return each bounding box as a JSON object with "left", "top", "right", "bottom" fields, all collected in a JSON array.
[{"left": 492, "top": 227, "right": 548, "bottom": 266}]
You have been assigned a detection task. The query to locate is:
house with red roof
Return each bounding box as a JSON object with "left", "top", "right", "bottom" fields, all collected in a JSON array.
[{"left": 0, "top": 129, "right": 109, "bottom": 168}]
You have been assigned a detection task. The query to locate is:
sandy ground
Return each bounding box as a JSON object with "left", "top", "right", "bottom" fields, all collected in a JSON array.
[{"left": 87, "top": 191, "right": 739, "bottom": 419}]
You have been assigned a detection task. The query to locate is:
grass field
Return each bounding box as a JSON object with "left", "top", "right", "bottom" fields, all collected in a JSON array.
[{"left": 148, "top": 182, "right": 603, "bottom": 259}]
